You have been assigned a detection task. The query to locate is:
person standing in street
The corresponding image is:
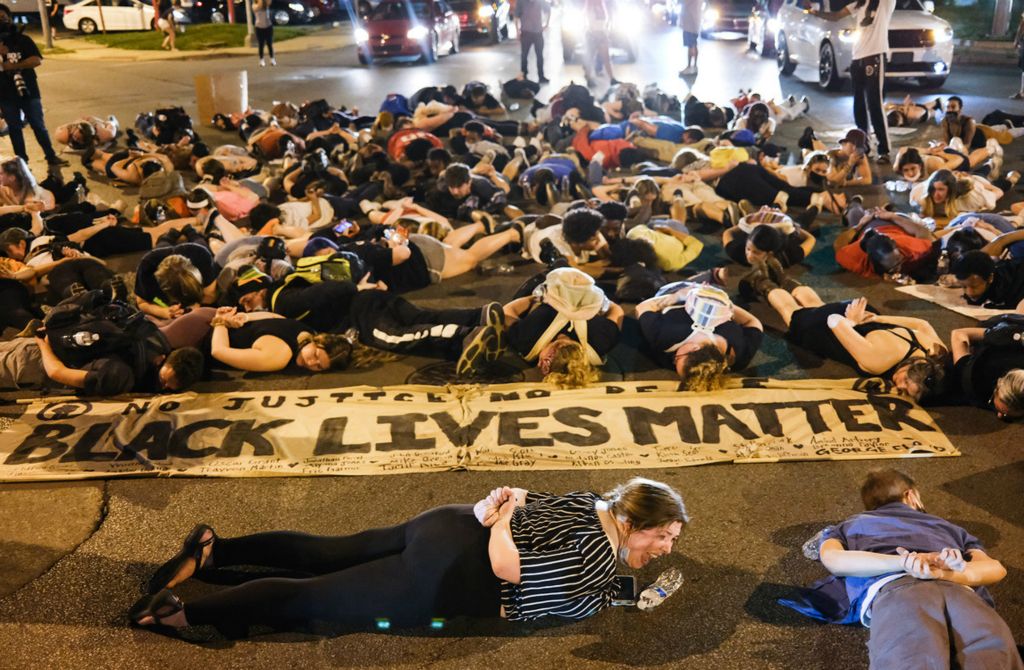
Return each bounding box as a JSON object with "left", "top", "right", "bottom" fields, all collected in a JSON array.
[
  {"left": 156, "top": 0, "right": 178, "bottom": 51},
  {"left": 679, "top": 0, "right": 701, "bottom": 76},
  {"left": 1012, "top": 10, "right": 1024, "bottom": 99},
  {"left": 516, "top": 0, "right": 550, "bottom": 84},
  {"left": 809, "top": 0, "right": 895, "bottom": 163},
  {"left": 582, "top": 0, "right": 617, "bottom": 87},
  {"left": 254, "top": 0, "right": 276, "bottom": 67},
  {"left": 0, "top": 4, "right": 66, "bottom": 167}
]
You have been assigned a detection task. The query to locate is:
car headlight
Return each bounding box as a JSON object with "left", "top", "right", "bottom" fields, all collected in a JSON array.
[
  {"left": 407, "top": 24, "right": 429, "bottom": 39},
  {"left": 766, "top": 17, "right": 780, "bottom": 33},
  {"left": 932, "top": 26, "right": 953, "bottom": 42},
  {"left": 838, "top": 27, "right": 859, "bottom": 43},
  {"left": 288, "top": 2, "right": 303, "bottom": 10},
  {"left": 702, "top": 7, "right": 719, "bottom": 24},
  {"left": 478, "top": 4, "right": 494, "bottom": 18},
  {"left": 354, "top": 26, "right": 369, "bottom": 42},
  {"left": 563, "top": 7, "right": 584, "bottom": 33}
]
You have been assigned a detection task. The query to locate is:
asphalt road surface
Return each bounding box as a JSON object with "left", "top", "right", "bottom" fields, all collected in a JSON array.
[{"left": 1, "top": 23, "right": 1023, "bottom": 670}]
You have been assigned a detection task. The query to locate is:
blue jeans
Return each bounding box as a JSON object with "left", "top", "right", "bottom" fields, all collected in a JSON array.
[{"left": 0, "top": 97, "right": 58, "bottom": 162}]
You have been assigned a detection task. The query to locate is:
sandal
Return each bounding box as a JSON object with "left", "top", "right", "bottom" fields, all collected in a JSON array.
[
  {"left": 146, "top": 524, "right": 216, "bottom": 595},
  {"left": 128, "top": 588, "right": 184, "bottom": 627}
]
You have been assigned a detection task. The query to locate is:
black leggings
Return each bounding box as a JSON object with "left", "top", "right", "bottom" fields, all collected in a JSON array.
[
  {"left": 45, "top": 258, "right": 115, "bottom": 303},
  {"left": 351, "top": 289, "right": 482, "bottom": 356},
  {"left": 982, "top": 109, "right": 1024, "bottom": 128},
  {"left": 0, "top": 279, "right": 42, "bottom": 332},
  {"left": 715, "top": 163, "right": 815, "bottom": 208},
  {"left": 256, "top": 26, "right": 274, "bottom": 59},
  {"left": 184, "top": 505, "right": 501, "bottom": 629}
]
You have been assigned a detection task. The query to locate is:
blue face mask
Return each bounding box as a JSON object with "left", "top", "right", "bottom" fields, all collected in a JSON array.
[{"left": 618, "top": 545, "right": 630, "bottom": 564}]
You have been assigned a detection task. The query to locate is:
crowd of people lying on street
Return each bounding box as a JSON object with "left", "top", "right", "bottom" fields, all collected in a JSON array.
[{"left": 0, "top": 78, "right": 1021, "bottom": 420}]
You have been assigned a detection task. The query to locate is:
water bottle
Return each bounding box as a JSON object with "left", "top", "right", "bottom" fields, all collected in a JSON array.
[
  {"left": 62, "top": 331, "right": 100, "bottom": 349},
  {"left": 636, "top": 567, "right": 684, "bottom": 611},
  {"left": 801, "top": 525, "right": 835, "bottom": 561}
]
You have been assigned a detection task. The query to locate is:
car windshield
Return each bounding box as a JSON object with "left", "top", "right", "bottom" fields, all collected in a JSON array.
[
  {"left": 894, "top": 0, "right": 925, "bottom": 9},
  {"left": 362, "top": 0, "right": 430, "bottom": 20},
  {"left": 449, "top": 0, "right": 478, "bottom": 8}
]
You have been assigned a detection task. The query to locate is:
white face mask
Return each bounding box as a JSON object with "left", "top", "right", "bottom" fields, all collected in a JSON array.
[{"left": 618, "top": 545, "right": 630, "bottom": 564}]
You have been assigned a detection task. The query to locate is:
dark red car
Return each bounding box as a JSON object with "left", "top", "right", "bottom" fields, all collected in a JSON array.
[{"left": 354, "top": 0, "right": 461, "bottom": 64}]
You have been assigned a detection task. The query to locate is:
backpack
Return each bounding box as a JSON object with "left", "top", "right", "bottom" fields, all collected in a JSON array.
[
  {"left": 139, "top": 170, "right": 187, "bottom": 200},
  {"left": 43, "top": 293, "right": 163, "bottom": 375},
  {"left": 269, "top": 251, "right": 365, "bottom": 310},
  {"left": 981, "top": 313, "right": 1024, "bottom": 349},
  {"left": 380, "top": 93, "right": 412, "bottom": 118},
  {"left": 503, "top": 78, "right": 541, "bottom": 99}
]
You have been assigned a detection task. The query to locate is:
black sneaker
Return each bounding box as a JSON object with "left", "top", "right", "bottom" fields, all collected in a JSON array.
[
  {"left": 538, "top": 76, "right": 550, "bottom": 84},
  {"left": 457, "top": 323, "right": 502, "bottom": 376},
  {"left": 46, "top": 155, "right": 69, "bottom": 167},
  {"left": 876, "top": 153, "right": 891, "bottom": 165}
]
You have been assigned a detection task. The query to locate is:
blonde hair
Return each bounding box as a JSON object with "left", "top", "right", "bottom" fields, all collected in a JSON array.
[
  {"left": 678, "top": 344, "right": 728, "bottom": 392},
  {"left": 154, "top": 254, "right": 203, "bottom": 305},
  {"left": 543, "top": 341, "right": 600, "bottom": 388},
  {"left": 995, "top": 369, "right": 1024, "bottom": 415},
  {"left": 604, "top": 477, "right": 689, "bottom": 532}
]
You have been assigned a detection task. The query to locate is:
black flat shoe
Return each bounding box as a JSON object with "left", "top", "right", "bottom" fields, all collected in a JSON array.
[
  {"left": 129, "top": 588, "right": 184, "bottom": 627},
  {"left": 146, "top": 524, "right": 216, "bottom": 595}
]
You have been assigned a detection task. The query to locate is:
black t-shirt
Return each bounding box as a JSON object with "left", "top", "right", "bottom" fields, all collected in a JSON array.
[
  {"left": 0, "top": 31, "right": 42, "bottom": 101},
  {"left": 981, "top": 258, "right": 1024, "bottom": 309},
  {"left": 507, "top": 303, "right": 620, "bottom": 357},
  {"left": 465, "top": 94, "right": 502, "bottom": 113},
  {"left": 134, "top": 243, "right": 218, "bottom": 305},
  {"left": 953, "top": 346, "right": 1024, "bottom": 407},
  {"left": 272, "top": 279, "right": 357, "bottom": 332},
  {"left": 351, "top": 241, "right": 431, "bottom": 294},
  {"left": 639, "top": 308, "right": 763, "bottom": 372},
  {"left": 724, "top": 230, "right": 806, "bottom": 268}
]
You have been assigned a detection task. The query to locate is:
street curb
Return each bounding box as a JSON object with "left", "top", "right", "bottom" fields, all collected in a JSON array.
[{"left": 44, "top": 25, "right": 353, "bottom": 62}]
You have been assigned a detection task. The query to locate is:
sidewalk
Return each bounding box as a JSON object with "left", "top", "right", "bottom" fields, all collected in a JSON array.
[
  {"left": 43, "top": 24, "right": 353, "bottom": 62},
  {"left": 952, "top": 38, "right": 1018, "bottom": 65}
]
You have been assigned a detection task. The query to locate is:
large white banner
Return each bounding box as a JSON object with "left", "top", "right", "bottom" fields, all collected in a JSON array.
[{"left": 0, "top": 379, "right": 958, "bottom": 481}]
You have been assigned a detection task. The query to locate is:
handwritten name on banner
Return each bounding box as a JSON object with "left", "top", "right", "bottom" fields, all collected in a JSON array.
[{"left": 0, "top": 379, "right": 957, "bottom": 481}]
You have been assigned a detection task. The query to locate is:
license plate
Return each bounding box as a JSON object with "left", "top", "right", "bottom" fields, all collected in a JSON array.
[{"left": 890, "top": 51, "right": 913, "bottom": 63}]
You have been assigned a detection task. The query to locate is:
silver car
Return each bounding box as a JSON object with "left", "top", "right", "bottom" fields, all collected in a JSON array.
[{"left": 775, "top": 0, "right": 954, "bottom": 90}]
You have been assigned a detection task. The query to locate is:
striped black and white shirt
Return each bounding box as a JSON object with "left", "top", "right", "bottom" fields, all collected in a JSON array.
[{"left": 500, "top": 491, "right": 617, "bottom": 621}]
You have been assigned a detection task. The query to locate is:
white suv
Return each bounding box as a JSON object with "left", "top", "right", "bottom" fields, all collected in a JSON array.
[{"left": 775, "top": 0, "right": 954, "bottom": 90}]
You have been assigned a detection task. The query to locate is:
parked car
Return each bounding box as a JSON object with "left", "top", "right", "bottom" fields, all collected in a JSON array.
[
  {"left": 190, "top": 0, "right": 314, "bottom": 23},
  {"left": 354, "top": 0, "right": 460, "bottom": 64},
  {"left": 64, "top": 0, "right": 185, "bottom": 33},
  {"left": 449, "top": 0, "right": 509, "bottom": 42},
  {"left": 560, "top": 0, "right": 641, "bottom": 64},
  {"left": 700, "top": 0, "right": 753, "bottom": 37},
  {"left": 747, "top": 0, "right": 782, "bottom": 55},
  {"left": 775, "top": 0, "right": 953, "bottom": 89}
]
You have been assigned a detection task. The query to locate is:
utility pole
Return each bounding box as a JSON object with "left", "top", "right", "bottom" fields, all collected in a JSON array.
[
  {"left": 244, "top": 0, "right": 255, "bottom": 46},
  {"left": 992, "top": 0, "right": 1012, "bottom": 36},
  {"left": 36, "top": 0, "right": 52, "bottom": 48}
]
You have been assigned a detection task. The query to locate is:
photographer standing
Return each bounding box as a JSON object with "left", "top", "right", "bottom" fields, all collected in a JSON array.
[
  {"left": 0, "top": 4, "right": 65, "bottom": 167},
  {"left": 809, "top": 0, "right": 894, "bottom": 163}
]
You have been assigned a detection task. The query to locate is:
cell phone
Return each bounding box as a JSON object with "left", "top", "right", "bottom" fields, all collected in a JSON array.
[
  {"left": 383, "top": 228, "right": 394, "bottom": 240},
  {"left": 334, "top": 220, "right": 353, "bottom": 235},
  {"left": 610, "top": 575, "right": 637, "bottom": 607}
]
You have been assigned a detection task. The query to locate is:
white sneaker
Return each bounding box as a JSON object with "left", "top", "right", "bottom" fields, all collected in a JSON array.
[
  {"left": 591, "top": 151, "right": 605, "bottom": 166},
  {"left": 948, "top": 136, "right": 966, "bottom": 154},
  {"left": 270, "top": 57, "right": 277, "bottom": 66},
  {"left": 987, "top": 137, "right": 1004, "bottom": 179},
  {"left": 259, "top": 58, "right": 266, "bottom": 67}
]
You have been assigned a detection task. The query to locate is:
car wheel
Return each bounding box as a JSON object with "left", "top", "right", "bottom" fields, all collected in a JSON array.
[
  {"left": 818, "top": 41, "right": 841, "bottom": 90},
  {"left": 422, "top": 32, "right": 438, "bottom": 63},
  {"left": 273, "top": 9, "right": 290, "bottom": 24},
  {"left": 451, "top": 29, "right": 460, "bottom": 54},
  {"left": 79, "top": 18, "right": 98, "bottom": 34},
  {"left": 776, "top": 31, "right": 795, "bottom": 75},
  {"left": 211, "top": 10, "right": 225, "bottom": 22},
  {"left": 358, "top": 51, "right": 371, "bottom": 65},
  {"left": 919, "top": 76, "right": 947, "bottom": 89}
]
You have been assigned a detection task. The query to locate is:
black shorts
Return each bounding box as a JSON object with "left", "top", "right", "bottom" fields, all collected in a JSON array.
[
  {"left": 683, "top": 31, "right": 698, "bottom": 47},
  {"left": 786, "top": 301, "right": 857, "bottom": 367}
]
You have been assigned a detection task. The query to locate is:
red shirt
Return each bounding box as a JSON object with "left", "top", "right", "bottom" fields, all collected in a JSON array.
[
  {"left": 387, "top": 128, "right": 443, "bottom": 161},
  {"left": 835, "top": 225, "right": 935, "bottom": 277},
  {"left": 571, "top": 127, "right": 634, "bottom": 169}
]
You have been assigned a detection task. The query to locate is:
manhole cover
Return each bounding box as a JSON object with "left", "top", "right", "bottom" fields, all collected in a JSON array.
[{"left": 406, "top": 361, "right": 526, "bottom": 386}]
